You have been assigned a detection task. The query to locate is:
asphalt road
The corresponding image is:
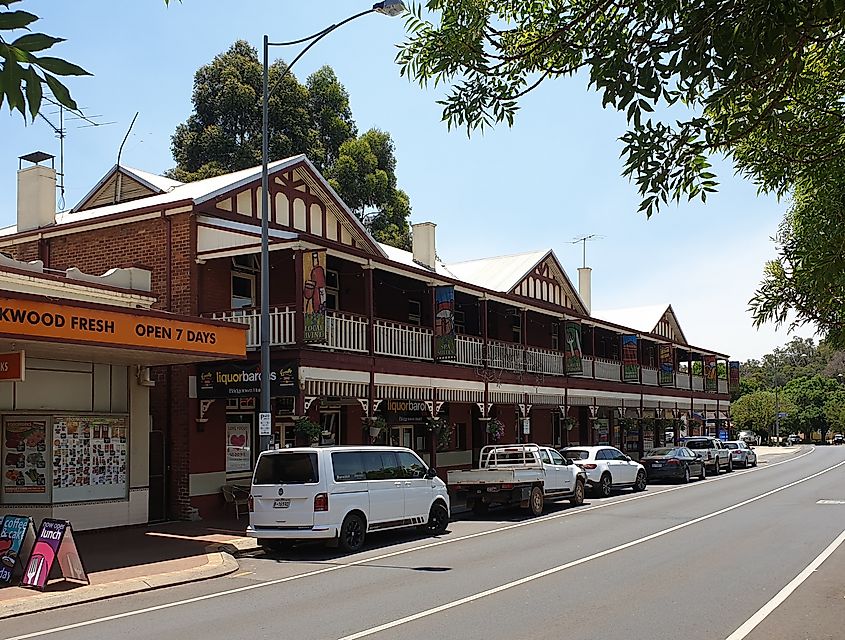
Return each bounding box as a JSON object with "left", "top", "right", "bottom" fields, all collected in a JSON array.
[{"left": 5, "top": 446, "right": 845, "bottom": 640}]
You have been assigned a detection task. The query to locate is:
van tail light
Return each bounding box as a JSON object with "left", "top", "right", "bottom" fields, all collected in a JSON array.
[
  {"left": 582, "top": 463, "right": 598, "bottom": 470},
  {"left": 248, "top": 495, "right": 254, "bottom": 513},
  {"left": 314, "top": 493, "right": 329, "bottom": 512}
]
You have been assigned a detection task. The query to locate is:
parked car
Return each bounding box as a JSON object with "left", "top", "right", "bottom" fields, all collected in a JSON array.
[
  {"left": 448, "top": 444, "right": 586, "bottom": 516},
  {"left": 737, "top": 430, "right": 760, "bottom": 446},
  {"left": 787, "top": 434, "right": 802, "bottom": 445},
  {"left": 640, "top": 447, "right": 705, "bottom": 482},
  {"left": 834, "top": 434, "right": 844, "bottom": 445},
  {"left": 724, "top": 440, "right": 757, "bottom": 468},
  {"left": 247, "top": 446, "right": 450, "bottom": 554},
  {"left": 681, "top": 436, "right": 733, "bottom": 474},
  {"left": 559, "top": 446, "right": 647, "bottom": 497}
]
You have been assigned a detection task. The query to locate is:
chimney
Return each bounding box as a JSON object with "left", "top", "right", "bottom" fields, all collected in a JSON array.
[
  {"left": 578, "top": 266, "right": 592, "bottom": 315},
  {"left": 412, "top": 221, "right": 436, "bottom": 270},
  {"left": 17, "top": 152, "right": 56, "bottom": 233}
]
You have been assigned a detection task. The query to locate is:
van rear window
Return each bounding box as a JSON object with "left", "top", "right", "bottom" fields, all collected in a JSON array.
[{"left": 254, "top": 453, "right": 318, "bottom": 485}]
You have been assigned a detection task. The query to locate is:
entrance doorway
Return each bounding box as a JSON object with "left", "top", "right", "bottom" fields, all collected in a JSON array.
[{"left": 390, "top": 425, "right": 414, "bottom": 449}]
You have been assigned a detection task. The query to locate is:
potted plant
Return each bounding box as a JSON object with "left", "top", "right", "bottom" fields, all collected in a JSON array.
[
  {"left": 561, "top": 417, "right": 576, "bottom": 431},
  {"left": 487, "top": 418, "right": 505, "bottom": 442},
  {"left": 294, "top": 417, "right": 321, "bottom": 444},
  {"left": 427, "top": 418, "right": 454, "bottom": 451},
  {"left": 367, "top": 416, "right": 387, "bottom": 439}
]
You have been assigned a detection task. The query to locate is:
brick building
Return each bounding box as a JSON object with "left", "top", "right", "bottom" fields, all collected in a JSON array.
[{"left": 1, "top": 155, "right": 735, "bottom": 522}]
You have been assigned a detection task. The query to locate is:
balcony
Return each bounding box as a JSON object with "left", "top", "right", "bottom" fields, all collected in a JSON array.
[
  {"left": 718, "top": 379, "right": 728, "bottom": 394},
  {"left": 208, "top": 306, "right": 295, "bottom": 348},
  {"left": 455, "top": 334, "right": 484, "bottom": 367},
  {"left": 374, "top": 319, "right": 431, "bottom": 360},
  {"left": 322, "top": 311, "right": 368, "bottom": 353},
  {"left": 642, "top": 367, "right": 658, "bottom": 386},
  {"left": 525, "top": 346, "right": 565, "bottom": 376},
  {"left": 488, "top": 340, "right": 524, "bottom": 371},
  {"left": 676, "top": 372, "right": 691, "bottom": 389},
  {"left": 594, "top": 358, "right": 621, "bottom": 382}
]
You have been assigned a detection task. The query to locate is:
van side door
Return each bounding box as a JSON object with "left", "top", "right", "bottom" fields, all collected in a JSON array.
[
  {"left": 362, "top": 451, "right": 405, "bottom": 529},
  {"left": 396, "top": 450, "right": 432, "bottom": 524}
]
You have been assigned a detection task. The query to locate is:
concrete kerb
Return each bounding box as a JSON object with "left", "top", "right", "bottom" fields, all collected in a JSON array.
[{"left": 0, "top": 545, "right": 239, "bottom": 620}]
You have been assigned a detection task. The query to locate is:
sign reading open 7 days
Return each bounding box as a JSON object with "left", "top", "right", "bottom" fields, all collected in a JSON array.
[{"left": 0, "top": 297, "right": 246, "bottom": 358}]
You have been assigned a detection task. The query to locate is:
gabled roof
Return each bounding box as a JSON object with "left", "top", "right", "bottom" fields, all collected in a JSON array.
[
  {"left": 71, "top": 165, "right": 183, "bottom": 213},
  {"left": 593, "top": 303, "right": 688, "bottom": 344},
  {"left": 448, "top": 250, "right": 549, "bottom": 292}
]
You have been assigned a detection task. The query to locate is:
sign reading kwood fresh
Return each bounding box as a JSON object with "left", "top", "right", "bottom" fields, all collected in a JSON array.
[
  {"left": 0, "top": 297, "right": 246, "bottom": 357},
  {"left": 0, "top": 351, "right": 24, "bottom": 382}
]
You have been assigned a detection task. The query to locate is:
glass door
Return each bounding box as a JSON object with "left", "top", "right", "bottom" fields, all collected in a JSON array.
[{"left": 389, "top": 426, "right": 414, "bottom": 449}]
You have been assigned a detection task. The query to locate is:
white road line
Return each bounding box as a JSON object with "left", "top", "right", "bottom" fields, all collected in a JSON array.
[
  {"left": 2, "top": 447, "right": 816, "bottom": 640},
  {"left": 338, "top": 458, "right": 845, "bottom": 640},
  {"left": 724, "top": 528, "right": 845, "bottom": 640}
]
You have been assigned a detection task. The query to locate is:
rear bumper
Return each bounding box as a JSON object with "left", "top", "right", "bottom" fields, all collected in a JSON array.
[
  {"left": 247, "top": 524, "right": 338, "bottom": 541},
  {"left": 644, "top": 467, "right": 685, "bottom": 480}
]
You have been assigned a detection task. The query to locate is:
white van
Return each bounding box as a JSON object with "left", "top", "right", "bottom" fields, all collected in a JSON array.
[{"left": 247, "top": 446, "right": 450, "bottom": 553}]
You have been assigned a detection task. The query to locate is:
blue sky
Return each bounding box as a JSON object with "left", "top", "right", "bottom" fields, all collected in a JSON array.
[{"left": 1, "top": 1, "right": 807, "bottom": 360}]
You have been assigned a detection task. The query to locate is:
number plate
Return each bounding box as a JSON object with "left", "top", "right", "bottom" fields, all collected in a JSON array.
[
  {"left": 273, "top": 498, "right": 291, "bottom": 508},
  {"left": 651, "top": 463, "right": 663, "bottom": 467}
]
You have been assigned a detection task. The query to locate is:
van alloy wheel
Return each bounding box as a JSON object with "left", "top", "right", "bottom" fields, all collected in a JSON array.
[
  {"left": 426, "top": 502, "right": 449, "bottom": 535},
  {"left": 339, "top": 513, "right": 366, "bottom": 553}
]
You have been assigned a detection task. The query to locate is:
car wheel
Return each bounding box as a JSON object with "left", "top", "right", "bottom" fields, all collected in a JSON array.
[
  {"left": 339, "top": 513, "right": 366, "bottom": 553},
  {"left": 699, "top": 463, "right": 706, "bottom": 480},
  {"left": 423, "top": 502, "right": 449, "bottom": 535},
  {"left": 682, "top": 466, "right": 690, "bottom": 484},
  {"left": 570, "top": 479, "right": 585, "bottom": 506},
  {"left": 598, "top": 473, "right": 612, "bottom": 498},
  {"left": 727, "top": 458, "right": 733, "bottom": 472},
  {"left": 633, "top": 470, "right": 647, "bottom": 492},
  {"left": 528, "top": 486, "right": 544, "bottom": 516},
  {"left": 751, "top": 457, "right": 758, "bottom": 468},
  {"left": 712, "top": 460, "right": 721, "bottom": 475}
]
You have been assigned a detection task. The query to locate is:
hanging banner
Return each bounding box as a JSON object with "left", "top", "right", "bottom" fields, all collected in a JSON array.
[
  {"left": 621, "top": 335, "right": 639, "bottom": 382},
  {"left": 704, "top": 355, "right": 717, "bottom": 391},
  {"left": 729, "top": 361, "right": 740, "bottom": 390},
  {"left": 302, "top": 249, "right": 327, "bottom": 343},
  {"left": 21, "top": 519, "right": 88, "bottom": 591},
  {"left": 564, "top": 322, "right": 583, "bottom": 374},
  {"left": 0, "top": 515, "right": 36, "bottom": 585},
  {"left": 659, "top": 345, "right": 675, "bottom": 386},
  {"left": 433, "top": 286, "right": 456, "bottom": 360}
]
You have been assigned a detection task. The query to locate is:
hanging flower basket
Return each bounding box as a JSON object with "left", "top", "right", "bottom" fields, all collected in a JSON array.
[
  {"left": 294, "top": 417, "right": 321, "bottom": 443},
  {"left": 487, "top": 418, "right": 505, "bottom": 442},
  {"left": 366, "top": 417, "right": 387, "bottom": 440},
  {"left": 426, "top": 418, "right": 454, "bottom": 452},
  {"left": 561, "top": 417, "right": 576, "bottom": 431}
]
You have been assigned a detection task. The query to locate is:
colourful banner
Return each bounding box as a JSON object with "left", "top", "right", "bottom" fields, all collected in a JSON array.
[
  {"left": 659, "top": 345, "right": 674, "bottom": 386},
  {"left": 621, "top": 335, "right": 639, "bottom": 382},
  {"left": 433, "top": 286, "right": 456, "bottom": 360},
  {"left": 564, "top": 322, "right": 583, "bottom": 374},
  {"left": 704, "top": 355, "right": 718, "bottom": 391},
  {"left": 302, "top": 249, "right": 327, "bottom": 343},
  {"left": 729, "top": 360, "right": 740, "bottom": 390},
  {"left": 0, "top": 515, "right": 36, "bottom": 584}
]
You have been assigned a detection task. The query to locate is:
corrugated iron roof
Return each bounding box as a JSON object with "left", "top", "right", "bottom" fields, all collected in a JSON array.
[{"left": 448, "top": 250, "right": 550, "bottom": 292}]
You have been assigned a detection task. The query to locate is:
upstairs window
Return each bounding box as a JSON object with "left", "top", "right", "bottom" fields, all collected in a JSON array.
[
  {"left": 511, "top": 312, "right": 522, "bottom": 343},
  {"left": 325, "top": 269, "right": 339, "bottom": 311},
  {"left": 231, "top": 272, "right": 255, "bottom": 309},
  {"left": 408, "top": 300, "right": 422, "bottom": 326},
  {"left": 454, "top": 310, "right": 466, "bottom": 335}
]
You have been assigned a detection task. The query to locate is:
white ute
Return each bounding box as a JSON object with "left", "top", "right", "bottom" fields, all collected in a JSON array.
[{"left": 448, "top": 444, "right": 586, "bottom": 516}]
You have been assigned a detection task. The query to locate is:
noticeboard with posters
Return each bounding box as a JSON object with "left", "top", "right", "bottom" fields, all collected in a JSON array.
[{"left": 2, "top": 419, "right": 48, "bottom": 504}]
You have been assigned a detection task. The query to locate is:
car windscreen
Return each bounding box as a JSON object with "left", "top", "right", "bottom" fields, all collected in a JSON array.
[
  {"left": 685, "top": 440, "right": 711, "bottom": 450},
  {"left": 253, "top": 452, "right": 318, "bottom": 485},
  {"left": 645, "top": 448, "right": 675, "bottom": 457},
  {"left": 562, "top": 449, "right": 590, "bottom": 460},
  {"left": 725, "top": 443, "right": 739, "bottom": 449}
]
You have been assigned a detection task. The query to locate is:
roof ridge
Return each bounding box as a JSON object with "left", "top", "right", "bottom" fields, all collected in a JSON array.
[{"left": 449, "top": 248, "right": 549, "bottom": 265}]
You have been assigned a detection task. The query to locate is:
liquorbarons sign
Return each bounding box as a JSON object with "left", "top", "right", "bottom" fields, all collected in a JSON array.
[
  {"left": 197, "top": 361, "right": 297, "bottom": 398},
  {"left": 385, "top": 399, "right": 430, "bottom": 424}
]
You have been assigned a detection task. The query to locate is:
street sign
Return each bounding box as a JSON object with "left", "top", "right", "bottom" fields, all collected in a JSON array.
[
  {"left": 521, "top": 418, "right": 531, "bottom": 435},
  {"left": 777, "top": 412, "right": 789, "bottom": 418},
  {"left": 258, "top": 412, "right": 272, "bottom": 436}
]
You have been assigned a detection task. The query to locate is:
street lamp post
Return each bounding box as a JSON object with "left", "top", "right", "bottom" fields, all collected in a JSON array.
[{"left": 259, "top": 1, "right": 405, "bottom": 451}]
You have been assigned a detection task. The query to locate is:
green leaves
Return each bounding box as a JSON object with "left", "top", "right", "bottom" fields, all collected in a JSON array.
[
  {"left": 0, "top": 9, "right": 36, "bottom": 30},
  {"left": 11, "top": 32, "right": 63, "bottom": 52}
]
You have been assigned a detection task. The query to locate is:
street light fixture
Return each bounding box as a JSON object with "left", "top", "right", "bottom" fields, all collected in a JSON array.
[{"left": 259, "top": 2, "right": 405, "bottom": 451}]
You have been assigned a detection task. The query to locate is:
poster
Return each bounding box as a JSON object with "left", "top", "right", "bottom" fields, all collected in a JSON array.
[
  {"left": 433, "top": 286, "right": 456, "bottom": 360},
  {"left": 729, "top": 360, "right": 740, "bottom": 390},
  {"left": 302, "top": 249, "right": 327, "bottom": 343},
  {"left": 659, "top": 345, "right": 675, "bottom": 386},
  {"left": 564, "top": 322, "right": 583, "bottom": 374},
  {"left": 21, "top": 519, "right": 87, "bottom": 590},
  {"left": 0, "top": 515, "right": 36, "bottom": 585},
  {"left": 2, "top": 420, "right": 47, "bottom": 496},
  {"left": 226, "top": 422, "right": 251, "bottom": 473},
  {"left": 52, "top": 416, "right": 127, "bottom": 502},
  {"left": 594, "top": 419, "right": 610, "bottom": 445},
  {"left": 704, "top": 355, "right": 717, "bottom": 391},
  {"left": 621, "top": 335, "right": 639, "bottom": 382}
]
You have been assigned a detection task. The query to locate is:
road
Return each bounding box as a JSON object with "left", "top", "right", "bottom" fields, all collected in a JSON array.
[{"left": 5, "top": 446, "right": 845, "bottom": 640}]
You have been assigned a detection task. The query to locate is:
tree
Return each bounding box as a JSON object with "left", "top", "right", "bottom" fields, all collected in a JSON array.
[
  {"left": 397, "top": 1, "right": 845, "bottom": 341},
  {"left": 731, "top": 390, "right": 794, "bottom": 436},
  {"left": 823, "top": 388, "right": 845, "bottom": 436},
  {"left": 170, "top": 41, "right": 412, "bottom": 249},
  {"left": 0, "top": 0, "right": 91, "bottom": 118},
  {"left": 782, "top": 375, "right": 839, "bottom": 439}
]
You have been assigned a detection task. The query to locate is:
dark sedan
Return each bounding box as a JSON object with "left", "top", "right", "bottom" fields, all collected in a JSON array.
[{"left": 640, "top": 447, "right": 705, "bottom": 483}]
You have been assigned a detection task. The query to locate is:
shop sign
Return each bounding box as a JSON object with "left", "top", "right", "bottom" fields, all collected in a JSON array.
[
  {"left": 704, "top": 355, "right": 718, "bottom": 391},
  {"left": 659, "top": 345, "right": 675, "bottom": 386},
  {"left": 621, "top": 335, "right": 639, "bottom": 382},
  {"left": 226, "top": 422, "right": 251, "bottom": 473},
  {"left": 0, "top": 351, "right": 24, "bottom": 382},
  {"left": 197, "top": 361, "right": 297, "bottom": 398},
  {"left": 0, "top": 515, "right": 36, "bottom": 585},
  {"left": 0, "top": 297, "right": 246, "bottom": 357},
  {"left": 729, "top": 360, "right": 740, "bottom": 390},
  {"left": 21, "top": 519, "right": 88, "bottom": 590},
  {"left": 302, "top": 250, "right": 327, "bottom": 344},
  {"left": 564, "top": 322, "right": 583, "bottom": 374},
  {"left": 384, "top": 399, "right": 430, "bottom": 424},
  {"left": 433, "top": 286, "right": 456, "bottom": 360}
]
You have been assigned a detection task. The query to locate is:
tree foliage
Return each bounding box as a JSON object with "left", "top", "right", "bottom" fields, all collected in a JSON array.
[
  {"left": 397, "top": 0, "right": 845, "bottom": 341},
  {"left": 782, "top": 375, "right": 840, "bottom": 437},
  {"left": 730, "top": 391, "right": 793, "bottom": 434},
  {"left": 169, "top": 41, "right": 411, "bottom": 249}
]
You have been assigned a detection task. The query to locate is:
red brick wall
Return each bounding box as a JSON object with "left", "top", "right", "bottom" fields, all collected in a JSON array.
[{"left": 2, "top": 240, "right": 41, "bottom": 263}]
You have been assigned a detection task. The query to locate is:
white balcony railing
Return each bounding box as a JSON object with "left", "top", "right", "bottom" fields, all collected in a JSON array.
[
  {"left": 323, "top": 311, "right": 368, "bottom": 353},
  {"left": 209, "top": 306, "right": 295, "bottom": 349},
  {"left": 692, "top": 375, "right": 704, "bottom": 391},
  {"left": 374, "top": 320, "right": 432, "bottom": 360},
  {"left": 525, "top": 346, "right": 566, "bottom": 375},
  {"left": 576, "top": 356, "right": 595, "bottom": 378},
  {"left": 594, "top": 358, "right": 621, "bottom": 381},
  {"left": 455, "top": 334, "right": 484, "bottom": 367},
  {"left": 718, "top": 379, "right": 728, "bottom": 394},
  {"left": 642, "top": 367, "right": 658, "bottom": 386},
  {"left": 488, "top": 340, "right": 524, "bottom": 371},
  {"left": 676, "top": 372, "right": 690, "bottom": 389}
]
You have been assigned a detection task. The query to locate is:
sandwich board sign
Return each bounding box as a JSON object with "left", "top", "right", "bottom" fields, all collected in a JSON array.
[
  {"left": 0, "top": 515, "right": 36, "bottom": 585},
  {"left": 21, "top": 519, "right": 88, "bottom": 590}
]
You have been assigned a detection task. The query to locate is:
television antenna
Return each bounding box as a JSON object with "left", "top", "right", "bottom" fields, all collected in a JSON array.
[{"left": 571, "top": 234, "right": 604, "bottom": 268}]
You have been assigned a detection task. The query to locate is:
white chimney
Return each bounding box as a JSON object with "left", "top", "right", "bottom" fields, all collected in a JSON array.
[
  {"left": 578, "top": 266, "right": 592, "bottom": 315},
  {"left": 412, "top": 222, "right": 436, "bottom": 270},
  {"left": 17, "top": 154, "right": 56, "bottom": 232}
]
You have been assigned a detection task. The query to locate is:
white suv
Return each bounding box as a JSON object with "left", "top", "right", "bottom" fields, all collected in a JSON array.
[
  {"left": 248, "top": 446, "right": 450, "bottom": 553},
  {"left": 559, "top": 446, "right": 647, "bottom": 498}
]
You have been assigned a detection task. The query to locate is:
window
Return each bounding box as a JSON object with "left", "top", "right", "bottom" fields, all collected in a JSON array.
[
  {"left": 512, "top": 312, "right": 522, "bottom": 343},
  {"left": 332, "top": 452, "right": 366, "bottom": 482},
  {"left": 540, "top": 450, "right": 552, "bottom": 464},
  {"left": 552, "top": 325, "right": 559, "bottom": 351},
  {"left": 455, "top": 423, "right": 467, "bottom": 450},
  {"left": 562, "top": 449, "right": 590, "bottom": 460},
  {"left": 363, "top": 451, "right": 401, "bottom": 479},
  {"left": 325, "top": 269, "right": 339, "bottom": 311},
  {"left": 396, "top": 451, "right": 427, "bottom": 478},
  {"left": 408, "top": 300, "right": 422, "bottom": 326},
  {"left": 595, "top": 449, "right": 611, "bottom": 460},
  {"left": 231, "top": 272, "right": 255, "bottom": 309},
  {"left": 552, "top": 413, "right": 563, "bottom": 447},
  {"left": 232, "top": 254, "right": 259, "bottom": 271},
  {"left": 608, "top": 448, "right": 627, "bottom": 460},
  {"left": 253, "top": 452, "right": 318, "bottom": 485},
  {"left": 319, "top": 411, "right": 339, "bottom": 445},
  {"left": 549, "top": 450, "right": 566, "bottom": 465},
  {"left": 454, "top": 310, "right": 466, "bottom": 334}
]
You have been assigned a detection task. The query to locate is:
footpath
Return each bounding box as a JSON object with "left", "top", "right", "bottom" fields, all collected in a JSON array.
[{"left": 0, "top": 445, "right": 806, "bottom": 619}]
